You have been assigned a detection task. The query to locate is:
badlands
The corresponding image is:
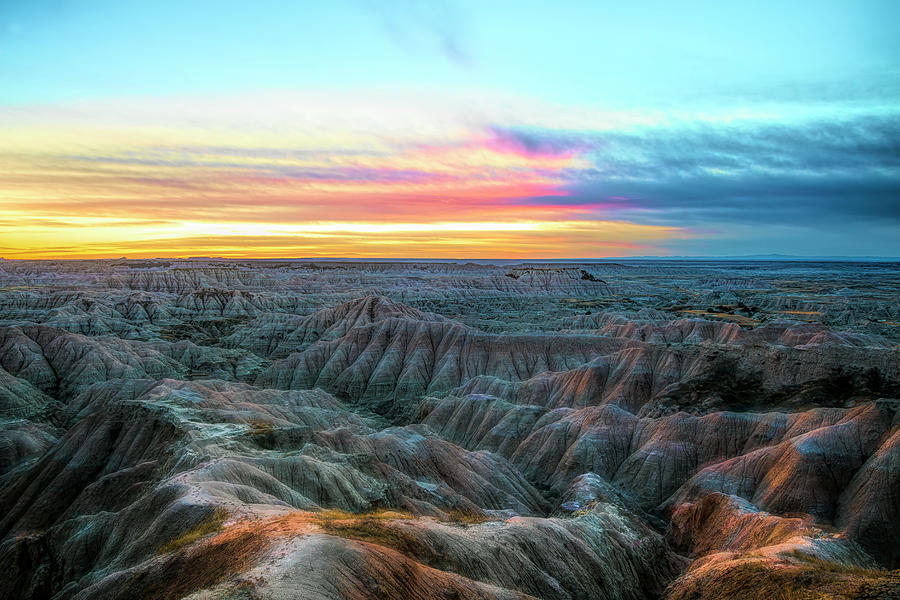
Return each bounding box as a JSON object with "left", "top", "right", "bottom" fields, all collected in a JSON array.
[{"left": 0, "top": 258, "right": 898, "bottom": 599}]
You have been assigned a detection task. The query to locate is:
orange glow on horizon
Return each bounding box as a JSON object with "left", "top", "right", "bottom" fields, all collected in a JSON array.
[
  {"left": 0, "top": 92, "right": 692, "bottom": 259},
  {"left": 1, "top": 218, "right": 686, "bottom": 260}
]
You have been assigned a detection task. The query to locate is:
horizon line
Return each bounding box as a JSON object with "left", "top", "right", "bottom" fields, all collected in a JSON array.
[{"left": 3, "top": 255, "right": 899, "bottom": 263}]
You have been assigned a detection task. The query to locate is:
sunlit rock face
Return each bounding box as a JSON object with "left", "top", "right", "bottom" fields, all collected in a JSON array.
[{"left": 1, "top": 258, "right": 899, "bottom": 599}]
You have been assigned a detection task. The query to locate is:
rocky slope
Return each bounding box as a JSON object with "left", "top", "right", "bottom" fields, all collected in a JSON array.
[{"left": 0, "top": 258, "right": 898, "bottom": 599}]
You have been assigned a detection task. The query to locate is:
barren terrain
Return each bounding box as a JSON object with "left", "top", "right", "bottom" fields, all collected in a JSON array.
[{"left": 1, "top": 258, "right": 898, "bottom": 599}]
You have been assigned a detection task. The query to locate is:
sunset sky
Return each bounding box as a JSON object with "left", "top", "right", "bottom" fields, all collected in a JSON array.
[{"left": 1, "top": 0, "right": 898, "bottom": 259}]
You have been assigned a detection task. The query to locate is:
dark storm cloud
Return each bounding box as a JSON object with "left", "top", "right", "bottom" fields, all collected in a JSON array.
[{"left": 492, "top": 111, "right": 900, "bottom": 226}]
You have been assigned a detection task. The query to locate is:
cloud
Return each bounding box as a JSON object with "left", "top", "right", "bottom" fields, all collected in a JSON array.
[
  {"left": 491, "top": 110, "right": 900, "bottom": 227},
  {"left": 355, "top": 0, "right": 471, "bottom": 67},
  {"left": 2, "top": 89, "right": 897, "bottom": 257}
]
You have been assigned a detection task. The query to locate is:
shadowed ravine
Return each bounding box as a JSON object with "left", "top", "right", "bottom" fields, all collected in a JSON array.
[{"left": 1, "top": 259, "right": 899, "bottom": 599}]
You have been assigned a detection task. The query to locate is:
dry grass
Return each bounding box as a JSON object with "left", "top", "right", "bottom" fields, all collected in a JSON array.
[
  {"left": 669, "top": 555, "right": 900, "bottom": 600},
  {"left": 315, "top": 508, "right": 408, "bottom": 521},
  {"left": 136, "top": 510, "right": 321, "bottom": 600},
  {"left": 158, "top": 508, "right": 229, "bottom": 554},
  {"left": 136, "top": 507, "right": 501, "bottom": 599},
  {"left": 311, "top": 508, "right": 490, "bottom": 576},
  {"left": 445, "top": 509, "right": 493, "bottom": 525},
  {"left": 137, "top": 528, "right": 265, "bottom": 600},
  {"left": 667, "top": 561, "right": 815, "bottom": 600},
  {"left": 785, "top": 550, "right": 884, "bottom": 578},
  {"left": 315, "top": 510, "right": 429, "bottom": 559},
  {"left": 246, "top": 420, "right": 275, "bottom": 436},
  {"left": 14, "top": 529, "right": 46, "bottom": 540}
]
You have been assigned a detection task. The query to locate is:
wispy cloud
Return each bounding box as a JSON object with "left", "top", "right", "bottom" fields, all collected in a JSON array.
[
  {"left": 355, "top": 0, "right": 472, "bottom": 67},
  {"left": 2, "top": 89, "right": 897, "bottom": 257}
]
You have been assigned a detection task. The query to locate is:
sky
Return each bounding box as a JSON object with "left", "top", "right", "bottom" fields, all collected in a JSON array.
[{"left": 1, "top": 0, "right": 898, "bottom": 259}]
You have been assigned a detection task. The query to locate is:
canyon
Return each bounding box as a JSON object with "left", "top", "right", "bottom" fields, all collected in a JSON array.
[{"left": 1, "top": 258, "right": 898, "bottom": 599}]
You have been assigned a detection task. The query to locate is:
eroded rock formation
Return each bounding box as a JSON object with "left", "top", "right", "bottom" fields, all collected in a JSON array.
[{"left": 1, "top": 258, "right": 898, "bottom": 599}]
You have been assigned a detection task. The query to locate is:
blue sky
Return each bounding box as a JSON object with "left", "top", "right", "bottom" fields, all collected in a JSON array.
[
  {"left": 4, "top": 0, "right": 898, "bottom": 106},
  {"left": 1, "top": 0, "right": 898, "bottom": 257}
]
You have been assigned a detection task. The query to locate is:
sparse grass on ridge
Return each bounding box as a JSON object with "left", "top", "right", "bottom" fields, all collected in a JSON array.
[{"left": 158, "top": 508, "right": 229, "bottom": 554}]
